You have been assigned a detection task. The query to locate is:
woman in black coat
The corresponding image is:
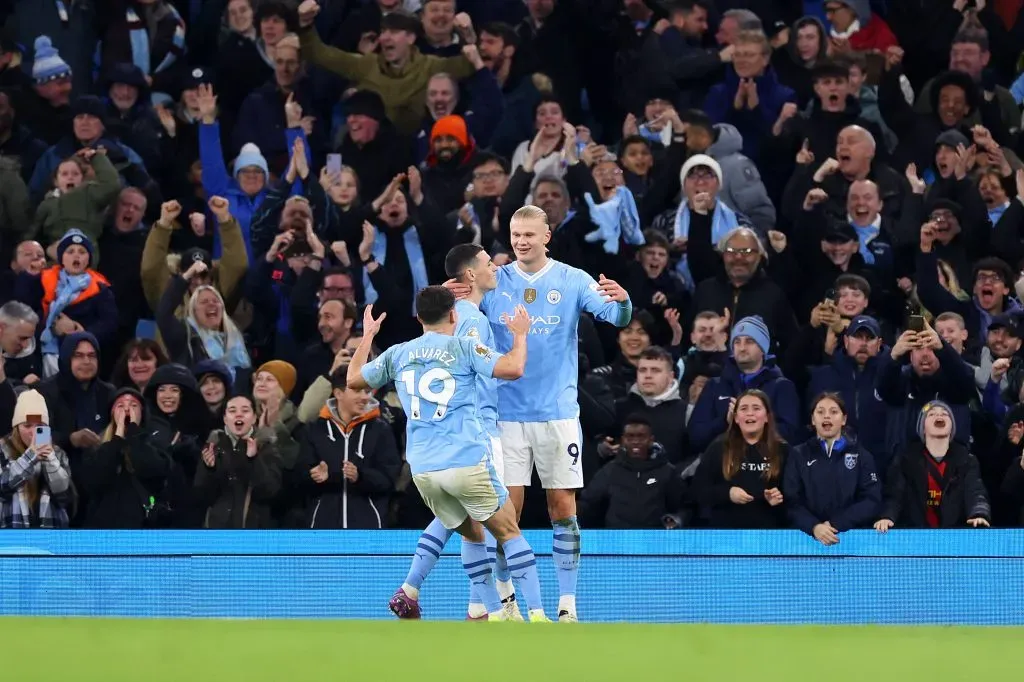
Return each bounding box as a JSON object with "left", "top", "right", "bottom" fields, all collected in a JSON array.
[
  {"left": 694, "top": 389, "right": 788, "bottom": 529},
  {"left": 77, "top": 388, "right": 176, "bottom": 528}
]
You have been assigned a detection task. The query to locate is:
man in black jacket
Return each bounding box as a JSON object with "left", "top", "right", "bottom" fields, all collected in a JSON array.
[
  {"left": 578, "top": 414, "right": 684, "bottom": 529},
  {"left": 612, "top": 346, "right": 688, "bottom": 464},
  {"left": 35, "top": 331, "right": 114, "bottom": 525},
  {"left": 294, "top": 366, "right": 400, "bottom": 529}
]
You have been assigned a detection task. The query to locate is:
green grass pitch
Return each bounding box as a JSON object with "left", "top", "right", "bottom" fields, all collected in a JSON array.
[{"left": 2, "top": 618, "right": 1021, "bottom": 681}]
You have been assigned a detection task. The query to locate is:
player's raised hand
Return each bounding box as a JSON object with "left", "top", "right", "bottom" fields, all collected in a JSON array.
[
  {"left": 596, "top": 274, "right": 628, "bottom": 302},
  {"left": 362, "top": 304, "right": 386, "bottom": 337},
  {"left": 441, "top": 278, "right": 472, "bottom": 300},
  {"left": 506, "top": 304, "right": 530, "bottom": 336}
]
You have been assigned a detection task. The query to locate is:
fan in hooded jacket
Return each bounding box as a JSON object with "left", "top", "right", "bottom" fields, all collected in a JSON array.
[
  {"left": 77, "top": 388, "right": 177, "bottom": 529},
  {"left": 293, "top": 367, "right": 400, "bottom": 529}
]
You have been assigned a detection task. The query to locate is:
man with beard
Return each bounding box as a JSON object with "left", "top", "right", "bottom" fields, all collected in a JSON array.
[
  {"left": 294, "top": 299, "right": 357, "bottom": 400},
  {"left": 420, "top": 114, "right": 481, "bottom": 214},
  {"left": 688, "top": 315, "right": 799, "bottom": 453},
  {"left": 689, "top": 227, "right": 798, "bottom": 355},
  {"left": 878, "top": 319, "right": 976, "bottom": 459},
  {"left": 412, "top": 44, "right": 503, "bottom": 163},
  {"left": 807, "top": 315, "right": 890, "bottom": 475}
]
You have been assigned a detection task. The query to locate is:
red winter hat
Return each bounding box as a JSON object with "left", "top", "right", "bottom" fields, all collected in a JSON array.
[{"left": 430, "top": 115, "right": 469, "bottom": 147}]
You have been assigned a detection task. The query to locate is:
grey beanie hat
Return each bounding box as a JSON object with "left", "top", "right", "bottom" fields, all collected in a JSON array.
[{"left": 916, "top": 400, "right": 956, "bottom": 440}]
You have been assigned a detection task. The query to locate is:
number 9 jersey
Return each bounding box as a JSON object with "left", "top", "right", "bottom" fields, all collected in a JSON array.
[{"left": 361, "top": 331, "right": 503, "bottom": 475}]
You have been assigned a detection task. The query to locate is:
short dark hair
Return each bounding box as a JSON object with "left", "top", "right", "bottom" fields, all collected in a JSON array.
[
  {"left": 330, "top": 365, "right": 350, "bottom": 390},
  {"left": 622, "top": 413, "right": 653, "bottom": 430},
  {"left": 471, "top": 151, "right": 510, "bottom": 174},
  {"left": 480, "top": 21, "right": 518, "bottom": 49},
  {"left": 834, "top": 273, "right": 872, "bottom": 299},
  {"left": 626, "top": 309, "right": 656, "bottom": 335},
  {"left": 641, "top": 229, "right": 669, "bottom": 251},
  {"left": 973, "top": 257, "right": 1013, "bottom": 288},
  {"left": 416, "top": 286, "right": 456, "bottom": 325},
  {"left": 533, "top": 94, "right": 565, "bottom": 119},
  {"left": 619, "top": 135, "right": 652, "bottom": 156},
  {"left": 445, "top": 244, "right": 485, "bottom": 280},
  {"left": 255, "top": 1, "right": 297, "bottom": 31},
  {"left": 639, "top": 346, "right": 674, "bottom": 369},
  {"left": 321, "top": 297, "right": 358, "bottom": 322},
  {"left": 667, "top": 0, "right": 711, "bottom": 15},
  {"left": 679, "top": 108, "right": 713, "bottom": 136},
  {"left": 226, "top": 393, "right": 256, "bottom": 410}
]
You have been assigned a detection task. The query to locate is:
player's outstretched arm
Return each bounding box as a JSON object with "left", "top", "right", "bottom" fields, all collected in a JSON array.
[
  {"left": 348, "top": 305, "right": 387, "bottom": 390},
  {"left": 493, "top": 304, "right": 529, "bottom": 380}
]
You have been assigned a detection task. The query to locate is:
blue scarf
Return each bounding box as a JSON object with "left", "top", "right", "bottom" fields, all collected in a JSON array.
[
  {"left": 187, "top": 314, "right": 250, "bottom": 379},
  {"left": 850, "top": 222, "right": 880, "bottom": 265},
  {"left": 989, "top": 202, "right": 1009, "bottom": 226},
  {"left": 364, "top": 226, "right": 429, "bottom": 316},
  {"left": 127, "top": 4, "right": 186, "bottom": 75},
  {"left": 41, "top": 271, "right": 91, "bottom": 356},
  {"left": 673, "top": 200, "right": 738, "bottom": 292},
  {"left": 583, "top": 187, "right": 644, "bottom": 255}
]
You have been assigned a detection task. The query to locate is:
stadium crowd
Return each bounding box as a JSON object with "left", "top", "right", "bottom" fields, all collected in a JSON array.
[{"left": 2, "top": 0, "right": 1024, "bottom": 541}]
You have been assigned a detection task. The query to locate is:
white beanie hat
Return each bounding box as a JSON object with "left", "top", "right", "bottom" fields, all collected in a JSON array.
[
  {"left": 12, "top": 389, "right": 49, "bottom": 428},
  {"left": 680, "top": 154, "right": 723, "bottom": 186}
]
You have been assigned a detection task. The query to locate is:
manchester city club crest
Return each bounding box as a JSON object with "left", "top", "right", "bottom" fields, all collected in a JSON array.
[
  {"left": 844, "top": 453, "right": 858, "bottom": 470},
  {"left": 547, "top": 289, "right": 561, "bottom": 304},
  {"left": 524, "top": 288, "right": 537, "bottom": 304}
]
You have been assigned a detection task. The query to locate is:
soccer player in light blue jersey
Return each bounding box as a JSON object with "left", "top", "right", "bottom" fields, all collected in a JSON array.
[
  {"left": 348, "top": 286, "right": 551, "bottom": 622},
  {"left": 388, "top": 244, "right": 524, "bottom": 621},
  {"left": 450, "top": 204, "right": 633, "bottom": 622}
]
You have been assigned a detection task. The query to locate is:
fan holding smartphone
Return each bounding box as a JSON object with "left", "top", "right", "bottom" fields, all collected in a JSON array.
[{"left": 1, "top": 389, "right": 73, "bottom": 528}]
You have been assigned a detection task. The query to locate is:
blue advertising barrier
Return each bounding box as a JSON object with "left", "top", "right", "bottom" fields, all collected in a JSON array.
[{"left": 1, "top": 530, "right": 1022, "bottom": 624}]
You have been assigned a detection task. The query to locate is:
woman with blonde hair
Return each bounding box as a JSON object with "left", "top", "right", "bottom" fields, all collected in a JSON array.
[
  {"left": 694, "top": 389, "right": 788, "bottom": 528},
  {"left": 78, "top": 389, "right": 176, "bottom": 528},
  {"left": 156, "top": 257, "right": 251, "bottom": 384},
  {"left": 0, "top": 389, "right": 74, "bottom": 528}
]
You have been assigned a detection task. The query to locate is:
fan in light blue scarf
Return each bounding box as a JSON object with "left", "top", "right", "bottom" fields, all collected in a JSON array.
[
  {"left": 673, "top": 154, "right": 739, "bottom": 291},
  {"left": 41, "top": 270, "right": 91, "bottom": 358},
  {"left": 363, "top": 225, "right": 430, "bottom": 316},
  {"left": 187, "top": 286, "right": 250, "bottom": 380},
  {"left": 127, "top": 3, "right": 187, "bottom": 76},
  {"left": 849, "top": 222, "right": 880, "bottom": 264},
  {"left": 583, "top": 186, "right": 644, "bottom": 254}
]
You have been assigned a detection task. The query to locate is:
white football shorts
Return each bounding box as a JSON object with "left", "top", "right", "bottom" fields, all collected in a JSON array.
[{"left": 499, "top": 418, "right": 583, "bottom": 489}]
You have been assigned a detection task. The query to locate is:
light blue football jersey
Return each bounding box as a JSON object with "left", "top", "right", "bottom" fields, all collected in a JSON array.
[
  {"left": 481, "top": 259, "right": 632, "bottom": 422},
  {"left": 361, "top": 332, "right": 500, "bottom": 475},
  {"left": 455, "top": 299, "right": 498, "bottom": 437}
]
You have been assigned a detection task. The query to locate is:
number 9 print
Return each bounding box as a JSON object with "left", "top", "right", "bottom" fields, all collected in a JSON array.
[{"left": 567, "top": 443, "right": 580, "bottom": 466}]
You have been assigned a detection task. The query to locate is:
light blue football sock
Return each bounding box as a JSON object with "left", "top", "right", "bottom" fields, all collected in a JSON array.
[
  {"left": 404, "top": 517, "right": 452, "bottom": 589},
  {"left": 552, "top": 516, "right": 580, "bottom": 603},
  {"left": 502, "top": 535, "right": 543, "bottom": 611},
  {"left": 462, "top": 540, "right": 501, "bottom": 613}
]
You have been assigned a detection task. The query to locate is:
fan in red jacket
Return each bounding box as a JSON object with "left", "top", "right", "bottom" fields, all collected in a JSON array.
[{"left": 825, "top": 0, "right": 899, "bottom": 53}]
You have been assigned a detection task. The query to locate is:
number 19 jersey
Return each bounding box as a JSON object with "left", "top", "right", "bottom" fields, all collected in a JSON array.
[{"left": 361, "top": 332, "right": 501, "bottom": 475}]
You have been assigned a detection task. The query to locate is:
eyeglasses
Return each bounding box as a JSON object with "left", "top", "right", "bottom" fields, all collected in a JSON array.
[
  {"left": 687, "top": 169, "right": 717, "bottom": 180},
  {"left": 472, "top": 170, "right": 506, "bottom": 180},
  {"left": 594, "top": 168, "right": 623, "bottom": 178},
  {"left": 976, "top": 273, "right": 1003, "bottom": 285},
  {"left": 72, "top": 352, "right": 98, "bottom": 361},
  {"left": 723, "top": 247, "right": 757, "bottom": 256}
]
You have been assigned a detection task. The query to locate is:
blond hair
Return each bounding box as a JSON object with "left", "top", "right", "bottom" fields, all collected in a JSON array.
[{"left": 510, "top": 204, "right": 549, "bottom": 229}]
